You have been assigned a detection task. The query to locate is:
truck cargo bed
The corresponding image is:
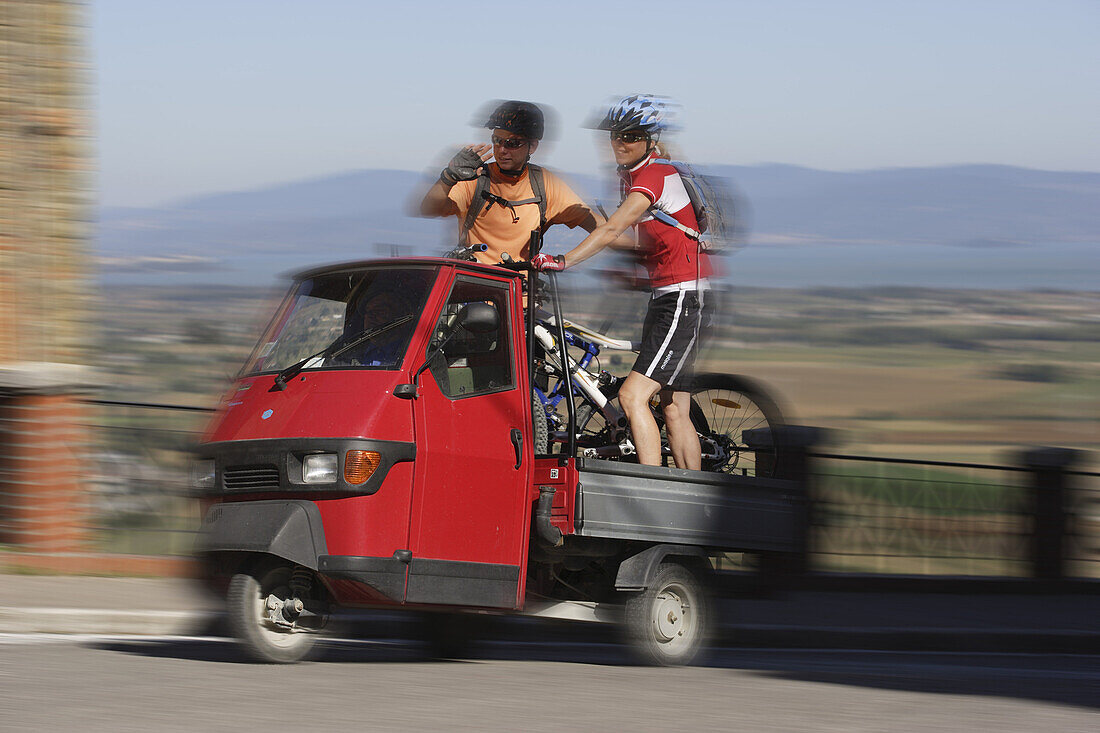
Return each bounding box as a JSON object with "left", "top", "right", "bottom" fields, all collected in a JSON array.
[{"left": 574, "top": 458, "right": 803, "bottom": 553}]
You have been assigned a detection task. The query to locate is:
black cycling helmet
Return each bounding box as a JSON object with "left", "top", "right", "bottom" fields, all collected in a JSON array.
[{"left": 483, "top": 100, "right": 545, "bottom": 141}]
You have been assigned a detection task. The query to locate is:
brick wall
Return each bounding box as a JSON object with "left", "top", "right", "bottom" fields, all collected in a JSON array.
[{"left": 0, "top": 366, "right": 95, "bottom": 551}]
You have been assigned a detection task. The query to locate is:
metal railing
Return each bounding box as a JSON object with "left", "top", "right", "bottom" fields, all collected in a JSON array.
[
  {"left": 1066, "top": 468, "right": 1100, "bottom": 579},
  {"left": 806, "top": 451, "right": 1098, "bottom": 579},
  {"left": 70, "top": 401, "right": 1099, "bottom": 580},
  {"left": 810, "top": 453, "right": 1030, "bottom": 576}
]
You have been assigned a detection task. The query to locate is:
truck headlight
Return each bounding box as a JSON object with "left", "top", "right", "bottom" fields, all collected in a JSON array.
[
  {"left": 302, "top": 453, "right": 338, "bottom": 484},
  {"left": 191, "top": 459, "right": 215, "bottom": 491}
]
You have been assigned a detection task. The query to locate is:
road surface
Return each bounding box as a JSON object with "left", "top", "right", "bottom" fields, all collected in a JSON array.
[{"left": 2, "top": 634, "right": 1097, "bottom": 732}]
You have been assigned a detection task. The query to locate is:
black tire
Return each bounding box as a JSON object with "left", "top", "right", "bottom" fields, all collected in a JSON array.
[
  {"left": 623, "top": 562, "right": 709, "bottom": 666},
  {"left": 227, "top": 565, "right": 322, "bottom": 663},
  {"left": 532, "top": 389, "right": 549, "bottom": 455},
  {"left": 683, "top": 373, "right": 785, "bottom": 478}
]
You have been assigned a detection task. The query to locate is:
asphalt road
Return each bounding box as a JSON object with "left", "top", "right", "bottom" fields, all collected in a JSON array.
[{"left": 2, "top": 634, "right": 1097, "bottom": 732}]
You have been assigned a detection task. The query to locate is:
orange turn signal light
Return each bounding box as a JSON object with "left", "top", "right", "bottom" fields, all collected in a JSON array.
[{"left": 344, "top": 450, "right": 381, "bottom": 485}]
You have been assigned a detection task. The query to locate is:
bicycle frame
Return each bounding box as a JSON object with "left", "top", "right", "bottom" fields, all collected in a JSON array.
[
  {"left": 533, "top": 324, "right": 627, "bottom": 446},
  {"left": 513, "top": 233, "right": 620, "bottom": 458},
  {"left": 520, "top": 269, "right": 631, "bottom": 457}
]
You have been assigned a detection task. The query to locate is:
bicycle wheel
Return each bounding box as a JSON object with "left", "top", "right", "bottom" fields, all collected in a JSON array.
[
  {"left": 532, "top": 389, "right": 549, "bottom": 455},
  {"left": 683, "top": 373, "right": 784, "bottom": 478}
]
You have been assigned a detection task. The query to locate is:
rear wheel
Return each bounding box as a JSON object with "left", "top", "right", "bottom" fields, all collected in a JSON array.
[
  {"left": 227, "top": 564, "right": 324, "bottom": 663},
  {"left": 684, "top": 373, "right": 784, "bottom": 477},
  {"left": 623, "top": 562, "right": 709, "bottom": 666}
]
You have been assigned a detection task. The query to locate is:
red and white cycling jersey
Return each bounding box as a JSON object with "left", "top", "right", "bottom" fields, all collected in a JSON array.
[{"left": 621, "top": 153, "right": 713, "bottom": 288}]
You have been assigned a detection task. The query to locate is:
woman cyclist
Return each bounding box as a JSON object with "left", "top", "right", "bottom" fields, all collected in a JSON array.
[{"left": 531, "top": 94, "right": 714, "bottom": 470}]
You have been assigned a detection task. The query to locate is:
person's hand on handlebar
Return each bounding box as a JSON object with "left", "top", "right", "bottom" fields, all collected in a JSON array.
[{"left": 530, "top": 253, "right": 566, "bottom": 272}]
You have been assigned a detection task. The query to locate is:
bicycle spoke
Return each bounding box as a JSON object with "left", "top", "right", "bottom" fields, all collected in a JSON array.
[{"left": 685, "top": 375, "right": 784, "bottom": 478}]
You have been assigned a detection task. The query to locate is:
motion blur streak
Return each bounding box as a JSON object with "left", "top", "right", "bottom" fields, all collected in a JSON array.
[{"left": 0, "top": 0, "right": 93, "bottom": 365}]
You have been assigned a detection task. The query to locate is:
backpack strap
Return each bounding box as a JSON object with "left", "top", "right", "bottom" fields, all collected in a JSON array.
[
  {"left": 460, "top": 170, "right": 492, "bottom": 246},
  {"left": 648, "top": 208, "right": 702, "bottom": 240},
  {"left": 648, "top": 158, "right": 704, "bottom": 241},
  {"left": 459, "top": 165, "right": 547, "bottom": 246},
  {"left": 527, "top": 164, "right": 547, "bottom": 232}
]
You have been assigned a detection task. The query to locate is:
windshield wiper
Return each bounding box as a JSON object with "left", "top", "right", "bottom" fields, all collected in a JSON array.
[{"left": 271, "top": 314, "right": 414, "bottom": 392}]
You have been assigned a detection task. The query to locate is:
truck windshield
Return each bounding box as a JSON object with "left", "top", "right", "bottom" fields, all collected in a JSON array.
[{"left": 242, "top": 266, "right": 437, "bottom": 375}]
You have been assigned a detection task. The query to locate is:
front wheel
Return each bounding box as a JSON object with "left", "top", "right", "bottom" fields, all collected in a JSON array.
[
  {"left": 623, "top": 562, "right": 709, "bottom": 666},
  {"left": 531, "top": 389, "right": 549, "bottom": 455},
  {"left": 227, "top": 564, "right": 325, "bottom": 663}
]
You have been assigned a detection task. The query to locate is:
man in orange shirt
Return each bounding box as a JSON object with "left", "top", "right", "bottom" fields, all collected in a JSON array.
[{"left": 420, "top": 101, "right": 602, "bottom": 264}]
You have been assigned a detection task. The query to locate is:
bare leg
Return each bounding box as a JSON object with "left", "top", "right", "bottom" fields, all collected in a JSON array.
[
  {"left": 618, "top": 371, "right": 662, "bottom": 466},
  {"left": 662, "top": 389, "right": 701, "bottom": 470}
]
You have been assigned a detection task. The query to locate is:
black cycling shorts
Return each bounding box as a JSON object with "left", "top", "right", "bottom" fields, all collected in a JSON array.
[{"left": 632, "top": 289, "right": 711, "bottom": 389}]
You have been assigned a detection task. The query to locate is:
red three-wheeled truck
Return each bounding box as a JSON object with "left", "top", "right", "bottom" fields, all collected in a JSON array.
[{"left": 195, "top": 256, "right": 801, "bottom": 665}]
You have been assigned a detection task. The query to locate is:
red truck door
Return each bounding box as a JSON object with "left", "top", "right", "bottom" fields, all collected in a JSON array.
[{"left": 407, "top": 272, "right": 532, "bottom": 609}]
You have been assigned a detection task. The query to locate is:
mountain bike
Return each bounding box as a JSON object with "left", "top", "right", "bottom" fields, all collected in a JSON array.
[{"left": 521, "top": 268, "right": 784, "bottom": 478}]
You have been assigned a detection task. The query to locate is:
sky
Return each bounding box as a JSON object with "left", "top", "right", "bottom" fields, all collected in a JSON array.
[{"left": 92, "top": 0, "right": 1100, "bottom": 208}]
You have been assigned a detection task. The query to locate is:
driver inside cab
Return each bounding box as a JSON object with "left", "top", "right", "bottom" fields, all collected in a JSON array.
[{"left": 339, "top": 278, "right": 422, "bottom": 368}]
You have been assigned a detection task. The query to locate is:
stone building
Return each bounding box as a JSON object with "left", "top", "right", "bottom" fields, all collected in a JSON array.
[{"left": 0, "top": 0, "right": 94, "bottom": 553}]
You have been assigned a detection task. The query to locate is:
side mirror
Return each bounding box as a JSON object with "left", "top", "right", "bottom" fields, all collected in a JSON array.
[
  {"left": 397, "top": 302, "right": 499, "bottom": 399},
  {"left": 456, "top": 302, "right": 499, "bottom": 334}
]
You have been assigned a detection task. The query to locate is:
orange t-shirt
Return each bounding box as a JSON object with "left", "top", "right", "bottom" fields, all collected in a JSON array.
[{"left": 448, "top": 163, "right": 593, "bottom": 264}]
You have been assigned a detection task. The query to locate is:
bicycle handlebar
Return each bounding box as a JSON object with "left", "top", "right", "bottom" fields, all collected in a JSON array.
[
  {"left": 442, "top": 243, "right": 488, "bottom": 262},
  {"left": 495, "top": 251, "right": 536, "bottom": 273}
]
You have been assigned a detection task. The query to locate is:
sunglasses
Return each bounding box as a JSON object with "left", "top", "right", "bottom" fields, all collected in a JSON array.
[
  {"left": 492, "top": 135, "right": 530, "bottom": 149},
  {"left": 610, "top": 131, "right": 649, "bottom": 144}
]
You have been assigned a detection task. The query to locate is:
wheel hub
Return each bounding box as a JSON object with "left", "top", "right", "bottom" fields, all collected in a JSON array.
[
  {"left": 653, "top": 591, "right": 685, "bottom": 641},
  {"left": 265, "top": 594, "right": 292, "bottom": 628},
  {"left": 700, "top": 436, "right": 732, "bottom": 471},
  {"left": 264, "top": 592, "right": 305, "bottom": 629}
]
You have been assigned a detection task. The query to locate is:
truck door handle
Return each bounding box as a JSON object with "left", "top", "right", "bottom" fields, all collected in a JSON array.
[{"left": 510, "top": 428, "right": 523, "bottom": 469}]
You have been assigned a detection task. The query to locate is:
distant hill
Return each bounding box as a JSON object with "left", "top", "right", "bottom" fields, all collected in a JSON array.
[
  {"left": 95, "top": 164, "right": 1099, "bottom": 283},
  {"left": 717, "top": 164, "right": 1100, "bottom": 247}
]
